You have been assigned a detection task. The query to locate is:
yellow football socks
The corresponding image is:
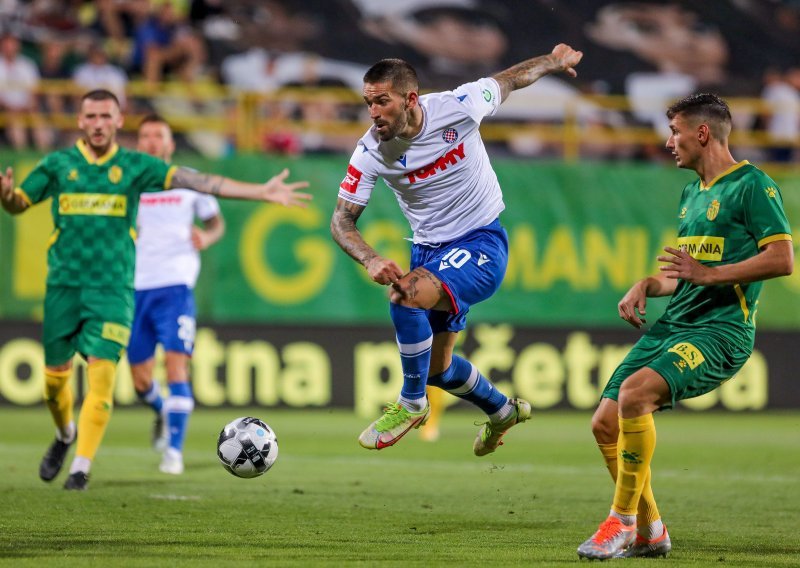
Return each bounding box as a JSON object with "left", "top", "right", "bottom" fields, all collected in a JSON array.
[
  {"left": 76, "top": 360, "right": 116, "bottom": 461},
  {"left": 598, "top": 441, "right": 661, "bottom": 526},
  {"left": 420, "top": 386, "right": 443, "bottom": 441},
  {"left": 611, "top": 413, "right": 656, "bottom": 516},
  {"left": 44, "top": 368, "right": 74, "bottom": 439},
  {"left": 637, "top": 469, "right": 662, "bottom": 527}
]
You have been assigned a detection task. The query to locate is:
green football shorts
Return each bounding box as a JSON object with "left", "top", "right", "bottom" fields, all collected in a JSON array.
[
  {"left": 601, "top": 323, "right": 753, "bottom": 408},
  {"left": 43, "top": 285, "right": 134, "bottom": 365}
]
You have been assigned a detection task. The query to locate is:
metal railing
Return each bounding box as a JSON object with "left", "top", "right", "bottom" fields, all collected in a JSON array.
[{"left": 0, "top": 80, "right": 796, "bottom": 170}]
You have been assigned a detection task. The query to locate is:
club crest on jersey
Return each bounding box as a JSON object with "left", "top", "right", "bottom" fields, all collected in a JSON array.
[
  {"left": 67, "top": 169, "right": 78, "bottom": 181},
  {"left": 340, "top": 164, "right": 362, "bottom": 193},
  {"left": 108, "top": 165, "right": 123, "bottom": 184},
  {"left": 706, "top": 199, "right": 720, "bottom": 221},
  {"left": 442, "top": 128, "right": 458, "bottom": 144}
]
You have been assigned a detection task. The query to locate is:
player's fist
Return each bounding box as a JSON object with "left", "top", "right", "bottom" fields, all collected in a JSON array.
[
  {"left": 550, "top": 43, "right": 583, "bottom": 77},
  {"left": 191, "top": 226, "right": 209, "bottom": 250},
  {"left": 0, "top": 167, "right": 14, "bottom": 202},
  {"left": 365, "top": 256, "right": 403, "bottom": 286}
]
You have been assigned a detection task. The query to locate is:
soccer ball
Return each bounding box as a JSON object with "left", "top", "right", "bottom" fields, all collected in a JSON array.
[{"left": 217, "top": 416, "right": 279, "bottom": 478}]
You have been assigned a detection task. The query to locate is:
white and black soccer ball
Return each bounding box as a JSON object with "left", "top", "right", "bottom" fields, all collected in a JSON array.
[{"left": 217, "top": 416, "right": 279, "bottom": 478}]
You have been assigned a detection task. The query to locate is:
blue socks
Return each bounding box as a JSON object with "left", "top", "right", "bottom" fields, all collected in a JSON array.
[
  {"left": 136, "top": 381, "right": 163, "bottom": 414},
  {"left": 427, "top": 355, "right": 508, "bottom": 415},
  {"left": 390, "top": 303, "right": 432, "bottom": 404},
  {"left": 163, "top": 382, "right": 194, "bottom": 452},
  {"left": 390, "top": 303, "right": 509, "bottom": 417}
]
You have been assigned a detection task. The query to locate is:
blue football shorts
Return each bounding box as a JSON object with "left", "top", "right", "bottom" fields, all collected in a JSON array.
[
  {"left": 127, "top": 284, "right": 196, "bottom": 364},
  {"left": 411, "top": 218, "right": 508, "bottom": 334}
]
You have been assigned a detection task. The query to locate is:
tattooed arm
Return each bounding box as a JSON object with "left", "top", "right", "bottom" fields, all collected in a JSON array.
[
  {"left": 171, "top": 167, "right": 311, "bottom": 206},
  {"left": 492, "top": 43, "right": 583, "bottom": 102},
  {"left": 330, "top": 197, "right": 404, "bottom": 285}
]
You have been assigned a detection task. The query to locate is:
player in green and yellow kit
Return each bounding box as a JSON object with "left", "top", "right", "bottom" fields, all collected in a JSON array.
[
  {"left": 576, "top": 93, "right": 794, "bottom": 560},
  {"left": 0, "top": 89, "right": 311, "bottom": 490}
]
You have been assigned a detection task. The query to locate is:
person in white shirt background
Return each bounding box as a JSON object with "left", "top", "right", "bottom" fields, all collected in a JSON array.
[
  {"left": 0, "top": 33, "right": 52, "bottom": 150},
  {"left": 72, "top": 41, "right": 129, "bottom": 111},
  {"left": 760, "top": 66, "right": 800, "bottom": 163},
  {"left": 127, "top": 114, "right": 225, "bottom": 475}
]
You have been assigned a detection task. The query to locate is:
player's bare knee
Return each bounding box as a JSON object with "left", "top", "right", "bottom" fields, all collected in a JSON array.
[
  {"left": 591, "top": 411, "right": 618, "bottom": 443},
  {"left": 617, "top": 386, "right": 654, "bottom": 417},
  {"left": 131, "top": 366, "right": 151, "bottom": 392}
]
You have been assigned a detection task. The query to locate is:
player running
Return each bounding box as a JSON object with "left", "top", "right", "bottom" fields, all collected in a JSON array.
[
  {"left": 331, "top": 44, "right": 583, "bottom": 453},
  {"left": 0, "top": 89, "right": 310, "bottom": 490},
  {"left": 577, "top": 93, "right": 793, "bottom": 559},
  {"left": 128, "top": 115, "right": 224, "bottom": 475}
]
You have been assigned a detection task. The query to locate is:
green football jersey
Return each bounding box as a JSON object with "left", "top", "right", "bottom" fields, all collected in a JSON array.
[
  {"left": 659, "top": 161, "right": 792, "bottom": 338},
  {"left": 18, "top": 140, "right": 176, "bottom": 288}
]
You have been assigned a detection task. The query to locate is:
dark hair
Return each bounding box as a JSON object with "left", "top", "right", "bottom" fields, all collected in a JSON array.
[
  {"left": 80, "top": 89, "right": 120, "bottom": 108},
  {"left": 363, "top": 59, "right": 419, "bottom": 95},
  {"left": 138, "top": 113, "right": 170, "bottom": 130},
  {"left": 666, "top": 93, "right": 732, "bottom": 139}
]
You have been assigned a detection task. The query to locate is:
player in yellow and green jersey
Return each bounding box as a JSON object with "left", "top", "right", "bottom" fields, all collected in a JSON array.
[
  {"left": 0, "top": 89, "right": 311, "bottom": 491},
  {"left": 576, "top": 93, "right": 794, "bottom": 560}
]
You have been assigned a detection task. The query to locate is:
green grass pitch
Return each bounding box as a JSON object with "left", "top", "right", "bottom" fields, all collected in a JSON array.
[{"left": 1, "top": 407, "right": 798, "bottom": 566}]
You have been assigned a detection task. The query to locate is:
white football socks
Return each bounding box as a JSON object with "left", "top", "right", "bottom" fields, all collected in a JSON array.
[{"left": 397, "top": 395, "right": 427, "bottom": 413}]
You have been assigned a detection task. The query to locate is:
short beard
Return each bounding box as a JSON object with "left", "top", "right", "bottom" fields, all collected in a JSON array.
[{"left": 379, "top": 113, "right": 408, "bottom": 141}]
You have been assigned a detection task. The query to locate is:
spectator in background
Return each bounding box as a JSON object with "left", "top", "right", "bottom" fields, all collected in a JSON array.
[
  {"left": 277, "top": 76, "right": 363, "bottom": 155},
  {"left": 354, "top": 0, "right": 509, "bottom": 91},
  {"left": 352, "top": 0, "right": 613, "bottom": 159},
  {"left": 131, "top": 0, "right": 206, "bottom": 86},
  {"left": 0, "top": 0, "right": 26, "bottom": 37},
  {"left": 89, "top": 0, "right": 151, "bottom": 64},
  {"left": 760, "top": 67, "right": 800, "bottom": 163},
  {"left": 0, "top": 33, "right": 52, "bottom": 150},
  {"left": 222, "top": 47, "right": 366, "bottom": 155},
  {"left": 585, "top": 3, "right": 730, "bottom": 140},
  {"left": 188, "top": 0, "right": 241, "bottom": 79},
  {"left": 73, "top": 41, "right": 129, "bottom": 110},
  {"left": 26, "top": 0, "right": 96, "bottom": 85}
]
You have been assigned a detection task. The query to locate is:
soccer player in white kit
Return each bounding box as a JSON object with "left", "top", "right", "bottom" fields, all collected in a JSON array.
[
  {"left": 331, "top": 44, "right": 583, "bottom": 452},
  {"left": 128, "top": 115, "right": 225, "bottom": 475}
]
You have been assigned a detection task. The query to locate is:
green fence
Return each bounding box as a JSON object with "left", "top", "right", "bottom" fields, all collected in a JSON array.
[{"left": 2, "top": 152, "right": 800, "bottom": 328}]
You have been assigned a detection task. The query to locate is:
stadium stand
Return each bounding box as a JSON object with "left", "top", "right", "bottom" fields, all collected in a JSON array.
[{"left": 0, "top": 0, "right": 797, "bottom": 165}]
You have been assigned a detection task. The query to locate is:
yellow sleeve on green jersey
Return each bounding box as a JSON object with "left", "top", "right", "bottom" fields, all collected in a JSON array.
[{"left": 135, "top": 152, "right": 177, "bottom": 194}]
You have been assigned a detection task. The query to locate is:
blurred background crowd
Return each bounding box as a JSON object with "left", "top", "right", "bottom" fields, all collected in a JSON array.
[{"left": 0, "top": 0, "right": 798, "bottom": 164}]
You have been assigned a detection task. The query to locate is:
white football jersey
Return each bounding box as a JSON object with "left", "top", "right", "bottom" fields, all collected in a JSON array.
[
  {"left": 134, "top": 189, "right": 220, "bottom": 290},
  {"left": 339, "top": 77, "right": 504, "bottom": 244}
]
